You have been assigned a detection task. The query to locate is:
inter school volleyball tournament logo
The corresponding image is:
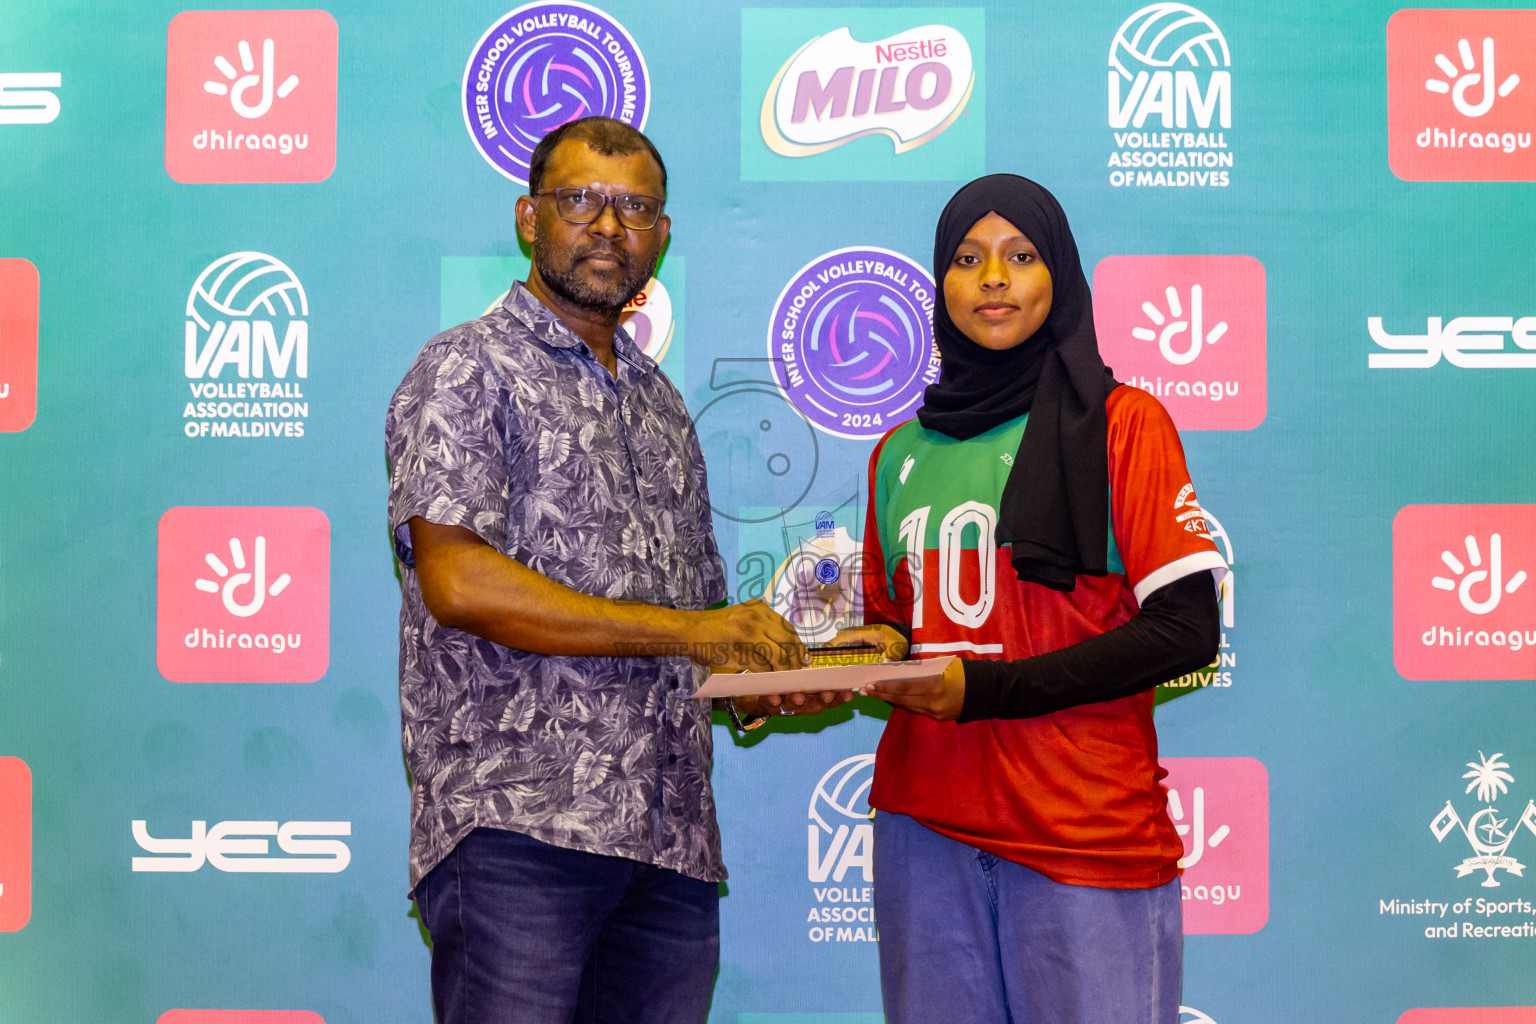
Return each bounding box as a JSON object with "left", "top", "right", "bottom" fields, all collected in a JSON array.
[
  {"left": 759, "top": 23, "right": 974, "bottom": 157},
  {"left": 1107, "top": 3, "right": 1234, "bottom": 189},
  {"left": 1430, "top": 751, "right": 1536, "bottom": 889},
  {"left": 157, "top": 506, "right": 330, "bottom": 683},
  {"left": 1393, "top": 505, "right": 1536, "bottom": 681},
  {"left": 1388, "top": 9, "right": 1536, "bottom": 181},
  {"left": 805, "top": 754, "right": 877, "bottom": 945},
  {"left": 1162, "top": 757, "right": 1269, "bottom": 934},
  {"left": 164, "top": 10, "right": 338, "bottom": 183},
  {"left": 769, "top": 247, "right": 939, "bottom": 440},
  {"left": 182, "top": 252, "right": 310, "bottom": 440},
  {"left": 0, "top": 258, "right": 39, "bottom": 432},
  {"left": 1094, "top": 255, "right": 1265, "bottom": 430},
  {"left": 0, "top": 757, "right": 30, "bottom": 932},
  {"left": 462, "top": 3, "right": 649, "bottom": 185}
]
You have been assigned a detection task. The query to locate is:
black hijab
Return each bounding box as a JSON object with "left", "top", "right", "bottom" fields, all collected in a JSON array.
[{"left": 917, "top": 174, "right": 1118, "bottom": 592}]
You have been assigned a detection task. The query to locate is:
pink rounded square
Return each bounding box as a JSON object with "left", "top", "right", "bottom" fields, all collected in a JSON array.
[
  {"left": 1388, "top": 9, "right": 1536, "bottom": 182},
  {"left": 1393, "top": 504, "right": 1536, "bottom": 681},
  {"left": 157, "top": 506, "right": 330, "bottom": 683},
  {"left": 158, "top": 1013, "right": 326, "bottom": 1024},
  {"left": 0, "top": 258, "right": 39, "bottom": 433},
  {"left": 1400, "top": 1010, "right": 1536, "bottom": 1024},
  {"left": 1093, "top": 255, "right": 1266, "bottom": 431},
  {"left": 165, "top": 10, "right": 338, "bottom": 184},
  {"left": 1161, "top": 756, "right": 1269, "bottom": 935},
  {"left": 0, "top": 757, "right": 31, "bottom": 933}
]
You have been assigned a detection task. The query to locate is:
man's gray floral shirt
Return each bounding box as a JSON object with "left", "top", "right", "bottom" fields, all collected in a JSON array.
[{"left": 386, "top": 282, "right": 727, "bottom": 892}]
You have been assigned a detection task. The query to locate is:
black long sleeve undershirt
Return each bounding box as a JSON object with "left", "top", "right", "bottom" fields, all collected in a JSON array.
[{"left": 949, "top": 570, "right": 1220, "bottom": 722}]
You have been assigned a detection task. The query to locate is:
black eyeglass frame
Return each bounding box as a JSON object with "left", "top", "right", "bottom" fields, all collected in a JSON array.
[{"left": 530, "top": 187, "right": 666, "bottom": 230}]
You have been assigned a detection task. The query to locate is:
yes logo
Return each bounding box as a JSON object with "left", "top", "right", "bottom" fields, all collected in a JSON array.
[
  {"left": 133, "top": 819, "right": 350, "bottom": 873},
  {"left": 741, "top": 8, "right": 985, "bottom": 181},
  {"left": 157, "top": 507, "right": 330, "bottom": 683},
  {"left": 165, "top": 10, "right": 338, "bottom": 183},
  {"left": 0, "top": 73, "right": 61, "bottom": 124},
  {"left": 1094, "top": 255, "right": 1266, "bottom": 430},
  {"left": 1394, "top": 505, "right": 1536, "bottom": 680},
  {"left": 0, "top": 757, "right": 31, "bottom": 932},
  {"left": 1162, "top": 756, "right": 1269, "bottom": 934},
  {"left": 1388, "top": 10, "right": 1536, "bottom": 180},
  {"left": 0, "top": 258, "right": 39, "bottom": 432}
]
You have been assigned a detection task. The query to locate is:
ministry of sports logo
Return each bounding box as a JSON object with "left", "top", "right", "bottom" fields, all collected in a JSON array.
[
  {"left": 0, "top": 258, "right": 39, "bottom": 433},
  {"left": 462, "top": 2, "right": 649, "bottom": 185},
  {"left": 1388, "top": 9, "right": 1536, "bottom": 181},
  {"left": 1394, "top": 505, "right": 1536, "bottom": 681},
  {"left": 769, "top": 246, "right": 939, "bottom": 440},
  {"left": 182, "top": 252, "right": 310, "bottom": 440},
  {"left": 157, "top": 506, "right": 331, "bottom": 683},
  {"left": 1106, "top": 3, "right": 1234, "bottom": 189},
  {"left": 1431, "top": 752, "right": 1536, "bottom": 888}
]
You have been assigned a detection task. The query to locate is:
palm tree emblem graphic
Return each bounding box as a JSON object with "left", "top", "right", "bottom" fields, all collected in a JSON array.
[{"left": 1431, "top": 752, "right": 1536, "bottom": 887}]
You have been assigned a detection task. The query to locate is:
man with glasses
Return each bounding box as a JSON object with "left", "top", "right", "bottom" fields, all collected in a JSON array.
[{"left": 386, "top": 117, "right": 803, "bottom": 1024}]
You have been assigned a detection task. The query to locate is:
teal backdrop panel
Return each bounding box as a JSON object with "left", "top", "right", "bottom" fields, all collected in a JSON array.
[{"left": 1, "top": 1, "right": 1535, "bottom": 1023}]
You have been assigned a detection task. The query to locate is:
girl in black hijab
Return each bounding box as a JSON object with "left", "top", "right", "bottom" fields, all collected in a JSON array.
[{"left": 837, "top": 175, "right": 1226, "bottom": 1024}]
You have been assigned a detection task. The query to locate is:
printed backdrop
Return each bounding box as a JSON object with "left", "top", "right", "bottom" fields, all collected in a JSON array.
[{"left": 2, "top": 2, "right": 1535, "bottom": 1023}]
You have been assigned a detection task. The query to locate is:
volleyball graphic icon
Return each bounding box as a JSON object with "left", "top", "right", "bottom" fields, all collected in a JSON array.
[
  {"left": 186, "top": 251, "right": 308, "bottom": 331},
  {"left": 808, "top": 754, "right": 876, "bottom": 834},
  {"left": 1109, "top": 3, "right": 1230, "bottom": 77}
]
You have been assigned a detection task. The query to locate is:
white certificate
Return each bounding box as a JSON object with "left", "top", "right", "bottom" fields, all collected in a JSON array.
[{"left": 690, "top": 657, "right": 954, "bottom": 699}]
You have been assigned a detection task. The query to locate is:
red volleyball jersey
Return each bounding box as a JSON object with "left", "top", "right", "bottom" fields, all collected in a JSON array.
[{"left": 863, "top": 386, "right": 1227, "bottom": 888}]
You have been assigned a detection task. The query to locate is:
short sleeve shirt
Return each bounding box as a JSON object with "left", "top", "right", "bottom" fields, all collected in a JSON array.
[
  {"left": 386, "top": 283, "right": 728, "bottom": 891},
  {"left": 862, "top": 386, "right": 1227, "bottom": 888}
]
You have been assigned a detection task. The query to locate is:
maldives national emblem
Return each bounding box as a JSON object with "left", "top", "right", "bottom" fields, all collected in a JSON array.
[{"left": 1431, "top": 751, "right": 1536, "bottom": 887}]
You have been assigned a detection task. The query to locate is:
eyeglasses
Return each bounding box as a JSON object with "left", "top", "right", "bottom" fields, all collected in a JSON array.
[{"left": 531, "top": 187, "right": 665, "bottom": 230}]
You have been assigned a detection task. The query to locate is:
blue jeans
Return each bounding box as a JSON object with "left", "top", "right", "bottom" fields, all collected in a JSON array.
[
  {"left": 416, "top": 826, "right": 720, "bottom": 1024},
  {"left": 873, "top": 812, "right": 1182, "bottom": 1024}
]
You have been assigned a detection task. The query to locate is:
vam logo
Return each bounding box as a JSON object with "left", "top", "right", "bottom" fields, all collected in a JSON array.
[
  {"left": 157, "top": 506, "right": 330, "bottom": 683},
  {"left": 0, "top": 757, "right": 31, "bottom": 932},
  {"left": 1393, "top": 505, "right": 1536, "bottom": 681},
  {"left": 165, "top": 10, "right": 338, "bottom": 183},
  {"left": 741, "top": 9, "right": 984, "bottom": 181},
  {"left": 1162, "top": 756, "right": 1269, "bottom": 934},
  {"left": 1107, "top": 3, "right": 1233, "bottom": 188},
  {"left": 805, "top": 753, "right": 877, "bottom": 944},
  {"left": 462, "top": 2, "right": 649, "bottom": 185},
  {"left": 132, "top": 819, "right": 350, "bottom": 873},
  {"left": 1095, "top": 255, "right": 1266, "bottom": 429},
  {"left": 1430, "top": 752, "right": 1536, "bottom": 888},
  {"left": 183, "top": 252, "right": 310, "bottom": 439},
  {"left": 0, "top": 258, "right": 39, "bottom": 433},
  {"left": 1388, "top": 9, "right": 1536, "bottom": 181},
  {"left": 1368, "top": 314, "right": 1536, "bottom": 369},
  {"left": 0, "top": 72, "right": 61, "bottom": 124}
]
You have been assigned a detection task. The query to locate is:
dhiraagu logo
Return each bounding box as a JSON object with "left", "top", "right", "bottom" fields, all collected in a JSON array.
[{"left": 741, "top": 8, "right": 984, "bottom": 181}]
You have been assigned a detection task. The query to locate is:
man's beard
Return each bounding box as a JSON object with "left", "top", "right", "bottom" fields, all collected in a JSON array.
[{"left": 533, "top": 234, "right": 657, "bottom": 317}]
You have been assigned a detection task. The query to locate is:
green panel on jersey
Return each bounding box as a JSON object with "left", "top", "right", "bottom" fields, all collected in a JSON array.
[{"left": 873, "top": 415, "right": 1123, "bottom": 575}]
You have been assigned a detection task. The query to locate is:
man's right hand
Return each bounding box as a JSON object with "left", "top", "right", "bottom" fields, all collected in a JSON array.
[{"left": 691, "top": 599, "right": 807, "bottom": 673}]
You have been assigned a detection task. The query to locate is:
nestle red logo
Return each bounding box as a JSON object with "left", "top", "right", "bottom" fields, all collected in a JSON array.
[
  {"left": 1394, "top": 504, "right": 1536, "bottom": 681},
  {"left": 0, "top": 258, "right": 39, "bottom": 433},
  {"left": 1387, "top": 9, "right": 1536, "bottom": 180},
  {"left": 157, "top": 507, "right": 330, "bottom": 683},
  {"left": 0, "top": 757, "right": 30, "bottom": 932},
  {"left": 158, "top": 1012, "right": 326, "bottom": 1024},
  {"left": 165, "top": 10, "right": 338, "bottom": 183}
]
